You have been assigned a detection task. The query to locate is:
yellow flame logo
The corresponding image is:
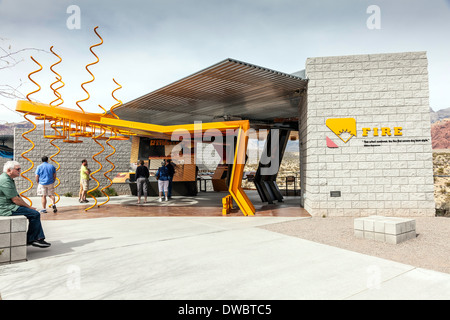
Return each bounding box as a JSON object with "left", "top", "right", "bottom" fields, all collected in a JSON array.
[{"left": 326, "top": 118, "right": 357, "bottom": 143}]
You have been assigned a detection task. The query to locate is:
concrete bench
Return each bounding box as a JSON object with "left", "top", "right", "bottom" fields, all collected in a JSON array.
[
  {"left": 354, "top": 216, "right": 416, "bottom": 244},
  {"left": 0, "top": 216, "right": 27, "bottom": 265}
]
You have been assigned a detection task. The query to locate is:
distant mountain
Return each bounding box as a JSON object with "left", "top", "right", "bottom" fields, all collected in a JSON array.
[
  {"left": 0, "top": 121, "right": 34, "bottom": 136},
  {"left": 430, "top": 107, "right": 450, "bottom": 149},
  {"left": 430, "top": 107, "right": 450, "bottom": 123},
  {"left": 431, "top": 119, "right": 450, "bottom": 149}
]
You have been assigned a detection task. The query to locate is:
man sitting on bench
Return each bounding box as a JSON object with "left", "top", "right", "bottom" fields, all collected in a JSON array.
[{"left": 0, "top": 161, "right": 51, "bottom": 248}]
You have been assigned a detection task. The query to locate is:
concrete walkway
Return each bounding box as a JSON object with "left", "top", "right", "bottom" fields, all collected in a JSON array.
[{"left": 1, "top": 196, "right": 450, "bottom": 299}]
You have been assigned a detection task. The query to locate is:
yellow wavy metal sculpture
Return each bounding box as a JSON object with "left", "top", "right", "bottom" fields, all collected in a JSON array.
[
  {"left": 48, "top": 46, "right": 65, "bottom": 206},
  {"left": 48, "top": 131, "right": 61, "bottom": 206},
  {"left": 20, "top": 56, "right": 42, "bottom": 206},
  {"left": 76, "top": 26, "right": 103, "bottom": 113},
  {"left": 110, "top": 78, "right": 122, "bottom": 120},
  {"left": 85, "top": 126, "right": 105, "bottom": 211},
  {"left": 98, "top": 132, "right": 115, "bottom": 207},
  {"left": 49, "top": 46, "right": 64, "bottom": 107}
]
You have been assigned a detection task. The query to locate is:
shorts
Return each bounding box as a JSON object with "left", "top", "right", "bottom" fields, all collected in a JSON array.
[
  {"left": 37, "top": 183, "right": 55, "bottom": 196},
  {"left": 80, "top": 179, "right": 89, "bottom": 192},
  {"left": 158, "top": 180, "right": 169, "bottom": 193}
]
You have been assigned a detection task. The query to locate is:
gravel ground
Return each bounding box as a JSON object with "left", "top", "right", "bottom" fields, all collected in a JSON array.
[{"left": 261, "top": 216, "right": 450, "bottom": 275}]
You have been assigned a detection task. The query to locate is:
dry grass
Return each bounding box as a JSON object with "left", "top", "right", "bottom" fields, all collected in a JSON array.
[{"left": 433, "top": 150, "right": 450, "bottom": 213}]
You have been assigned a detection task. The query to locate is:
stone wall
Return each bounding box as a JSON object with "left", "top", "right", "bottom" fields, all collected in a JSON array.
[
  {"left": 301, "top": 51, "right": 435, "bottom": 217},
  {"left": 13, "top": 126, "right": 132, "bottom": 198}
]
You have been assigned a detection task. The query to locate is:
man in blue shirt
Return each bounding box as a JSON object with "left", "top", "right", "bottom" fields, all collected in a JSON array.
[{"left": 35, "top": 156, "right": 57, "bottom": 214}]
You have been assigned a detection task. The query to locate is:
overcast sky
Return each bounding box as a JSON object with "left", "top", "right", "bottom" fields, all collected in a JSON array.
[{"left": 1, "top": 0, "right": 449, "bottom": 123}]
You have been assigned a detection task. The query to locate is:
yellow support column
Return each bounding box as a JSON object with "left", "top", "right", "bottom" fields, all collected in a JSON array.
[
  {"left": 222, "top": 196, "right": 229, "bottom": 216},
  {"left": 228, "top": 122, "right": 256, "bottom": 216}
]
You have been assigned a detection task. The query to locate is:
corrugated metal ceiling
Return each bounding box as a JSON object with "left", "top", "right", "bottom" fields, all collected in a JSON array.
[{"left": 114, "top": 58, "right": 307, "bottom": 126}]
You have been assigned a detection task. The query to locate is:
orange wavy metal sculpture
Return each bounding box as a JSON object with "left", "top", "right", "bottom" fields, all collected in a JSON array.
[
  {"left": 98, "top": 132, "right": 116, "bottom": 207},
  {"left": 76, "top": 26, "right": 103, "bottom": 113},
  {"left": 109, "top": 78, "right": 122, "bottom": 119},
  {"left": 48, "top": 129, "right": 61, "bottom": 206},
  {"left": 47, "top": 46, "right": 66, "bottom": 205},
  {"left": 20, "top": 56, "right": 42, "bottom": 206},
  {"left": 85, "top": 126, "right": 105, "bottom": 211},
  {"left": 49, "top": 46, "right": 64, "bottom": 107}
]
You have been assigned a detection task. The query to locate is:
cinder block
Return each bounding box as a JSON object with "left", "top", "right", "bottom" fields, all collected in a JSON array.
[
  {"left": 399, "top": 221, "right": 407, "bottom": 234},
  {"left": 0, "top": 217, "right": 11, "bottom": 234},
  {"left": 11, "top": 232, "right": 26, "bottom": 247},
  {"left": 354, "top": 218, "right": 364, "bottom": 230},
  {"left": 0, "top": 248, "right": 10, "bottom": 264},
  {"left": 374, "top": 221, "right": 385, "bottom": 233},
  {"left": 385, "top": 234, "right": 400, "bottom": 244},
  {"left": 354, "top": 229, "right": 364, "bottom": 239},
  {"left": 374, "top": 232, "right": 385, "bottom": 242},
  {"left": 406, "top": 220, "right": 416, "bottom": 232},
  {"left": 11, "top": 216, "right": 27, "bottom": 232},
  {"left": 11, "top": 246, "right": 27, "bottom": 262},
  {"left": 384, "top": 221, "right": 402, "bottom": 235},
  {"left": 406, "top": 230, "right": 416, "bottom": 240},
  {"left": 0, "top": 234, "right": 10, "bottom": 248},
  {"left": 364, "top": 231, "right": 375, "bottom": 240},
  {"left": 363, "top": 220, "right": 374, "bottom": 232}
]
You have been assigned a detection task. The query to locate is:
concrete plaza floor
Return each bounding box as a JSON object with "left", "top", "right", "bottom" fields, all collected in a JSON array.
[{"left": 1, "top": 195, "right": 450, "bottom": 300}]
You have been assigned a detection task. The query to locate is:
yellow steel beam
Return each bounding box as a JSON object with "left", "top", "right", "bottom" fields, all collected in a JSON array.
[
  {"left": 94, "top": 116, "right": 248, "bottom": 134},
  {"left": 16, "top": 100, "right": 105, "bottom": 124}
]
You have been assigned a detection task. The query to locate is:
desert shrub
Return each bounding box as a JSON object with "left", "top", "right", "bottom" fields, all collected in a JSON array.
[
  {"left": 88, "top": 189, "right": 102, "bottom": 198},
  {"left": 87, "top": 188, "right": 118, "bottom": 197},
  {"left": 436, "top": 196, "right": 450, "bottom": 217},
  {"left": 104, "top": 187, "right": 118, "bottom": 196}
]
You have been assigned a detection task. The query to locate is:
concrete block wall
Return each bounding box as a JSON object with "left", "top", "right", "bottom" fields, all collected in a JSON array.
[
  {"left": 13, "top": 126, "right": 132, "bottom": 199},
  {"left": 300, "top": 51, "right": 435, "bottom": 217}
]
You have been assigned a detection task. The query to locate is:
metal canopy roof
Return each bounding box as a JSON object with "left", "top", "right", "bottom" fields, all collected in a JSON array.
[{"left": 114, "top": 58, "right": 308, "bottom": 127}]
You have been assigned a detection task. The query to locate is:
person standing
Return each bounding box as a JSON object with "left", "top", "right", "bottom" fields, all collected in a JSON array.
[
  {"left": 166, "top": 159, "right": 175, "bottom": 199},
  {"left": 35, "top": 156, "right": 57, "bottom": 213},
  {"left": 155, "top": 160, "right": 170, "bottom": 202},
  {"left": 78, "top": 159, "right": 91, "bottom": 203},
  {"left": 0, "top": 161, "right": 51, "bottom": 248},
  {"left": 135, "top": 160, "right": 149, "bottom": 204}
]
